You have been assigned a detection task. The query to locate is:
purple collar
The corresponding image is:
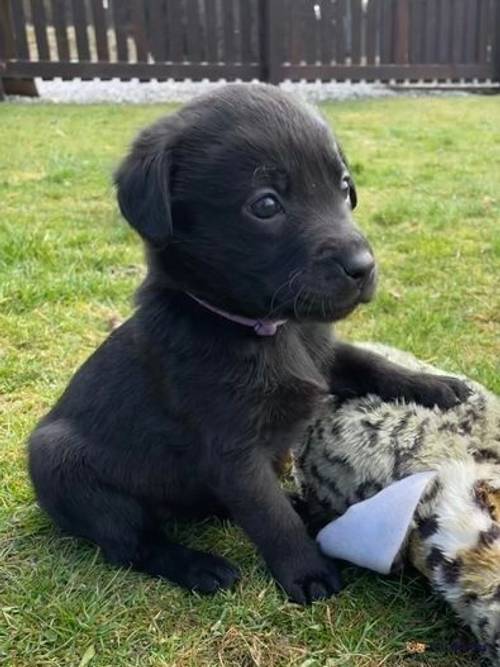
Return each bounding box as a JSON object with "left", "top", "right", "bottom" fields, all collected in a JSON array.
[{"left": 187, "top": 293, "right": 287, "bottom": 337}]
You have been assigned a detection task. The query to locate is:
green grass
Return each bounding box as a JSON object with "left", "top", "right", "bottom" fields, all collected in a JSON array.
[{"left": 1, "top": 96, "right": 499, "bottom": 667}]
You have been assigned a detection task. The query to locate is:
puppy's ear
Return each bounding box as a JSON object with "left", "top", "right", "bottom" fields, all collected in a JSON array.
[{"left": 115, "top": 127, "right": 173, "bottom": 247}]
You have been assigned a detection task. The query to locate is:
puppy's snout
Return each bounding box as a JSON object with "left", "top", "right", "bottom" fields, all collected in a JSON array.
[
  {"left": 317, "top": 242, "right": 375, "bottom": 286},
  {"left": 314, "top": 238, "right": 377, "bottom": 306},
  {"left": 341, "top": 249, "right": 375, "bottom": 284}
]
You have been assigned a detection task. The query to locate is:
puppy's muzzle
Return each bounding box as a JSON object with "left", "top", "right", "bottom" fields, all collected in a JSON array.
[
  {"left": 316, "top": 240, "right": 377, "bottom": 303},
  {"left": 340, "top": 248, "right": 377, "bottom": 302},
  {"left": 341, "top": 248, "right": 375, "bottom": 283}
]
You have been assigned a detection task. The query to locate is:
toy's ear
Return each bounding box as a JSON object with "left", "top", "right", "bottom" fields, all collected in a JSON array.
[{"left": 115, "top": 126, "right": 174, "bottom": 248}]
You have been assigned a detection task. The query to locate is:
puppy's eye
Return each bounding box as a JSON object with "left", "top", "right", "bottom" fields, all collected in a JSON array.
[
  {"left": 250, "top": 195, "right": 283, "bottom": 220},
  {"left": 341, "top": 176, "right": 350, "bottom": 202}
]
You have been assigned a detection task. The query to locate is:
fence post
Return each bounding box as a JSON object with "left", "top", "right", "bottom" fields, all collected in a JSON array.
[
  {"left": 0, "top": 0, "right": 11, "bottom": 100},
  {"left": 258, "top": 0, "right": 281, "bottom": 84},
  {"left": 0, "top": 0, "right": 38, "bottom": 97},
  {"left": 495, "top": 0, "right": 500, "bottom": 83}
]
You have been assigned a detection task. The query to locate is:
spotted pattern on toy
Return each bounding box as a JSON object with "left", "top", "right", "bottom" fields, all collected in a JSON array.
[{"left": 293, "top": 344, "right": 500, "bottom": 662}]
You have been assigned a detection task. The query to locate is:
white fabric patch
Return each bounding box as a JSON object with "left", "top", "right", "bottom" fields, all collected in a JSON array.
[{"left": 316, "top": 471, "right": 437, "bottom": 574}]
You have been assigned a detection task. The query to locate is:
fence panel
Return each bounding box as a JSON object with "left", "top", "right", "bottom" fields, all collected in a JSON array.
[
  {"left": 0, "top": 0, "right": 497, "bottom": 89},
  {"left": 278, "top": 0, "right": 497, "bottom": 82}
]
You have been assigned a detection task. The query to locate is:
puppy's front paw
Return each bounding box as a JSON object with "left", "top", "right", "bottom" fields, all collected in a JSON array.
[
  {"left": 410, "top": 373, "right": 471, "bottom": 410},
  {"left": 272, "top": 548, "right": 341, "bottom": 605}
]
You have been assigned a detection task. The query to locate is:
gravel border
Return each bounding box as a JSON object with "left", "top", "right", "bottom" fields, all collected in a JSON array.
[{"left": 4, "top": 77, "right": 484, "bottom": 105}]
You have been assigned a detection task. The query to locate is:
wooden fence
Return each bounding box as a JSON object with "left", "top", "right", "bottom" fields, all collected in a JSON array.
[{"left": 1, "top": 0, "right": 499, "bottom": 97}]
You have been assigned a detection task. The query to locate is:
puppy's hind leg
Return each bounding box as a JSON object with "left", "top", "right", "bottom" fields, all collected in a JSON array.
[
  {"left": 124, "top": 532, "right": 240, "bottom": 594},
  {"left": 94, "top": 495, "right": 240, "bottom": 593},
  {"left": 29, "top": 421, "right": 240, "bottom": 594}
]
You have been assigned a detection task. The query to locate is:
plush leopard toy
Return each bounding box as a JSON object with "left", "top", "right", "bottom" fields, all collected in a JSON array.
[{"left": 293, "top": 344, "right": 500, "bottom": 662}]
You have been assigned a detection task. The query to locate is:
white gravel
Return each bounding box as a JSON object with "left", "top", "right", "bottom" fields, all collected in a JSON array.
[{"left": 5, "top": 77, "right": 481, "bottom": 105}]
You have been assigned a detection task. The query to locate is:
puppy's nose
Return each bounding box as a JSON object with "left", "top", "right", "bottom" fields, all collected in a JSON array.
[{"left": 341, "top": 249, "right": 375, "bottom": 283}]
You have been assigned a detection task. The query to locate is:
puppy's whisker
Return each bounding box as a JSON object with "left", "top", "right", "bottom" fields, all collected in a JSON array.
[
  {"left": 321, "top": 296, "right": 327, "bottom": 321},
  {"left": 265, "top": 269, "right": 304, "bottom": 319},
  {"left": 306, "top": 293, "right": 315, "bottom": 320},
  {"left": 293, "top": 285, "right": 306, "bottom": 321},
  {"left": 289, "top": 268, "right": 303, "bottom": 290},
  {"left": 266, "top": 277, "right": 296, "bottom": 319}
]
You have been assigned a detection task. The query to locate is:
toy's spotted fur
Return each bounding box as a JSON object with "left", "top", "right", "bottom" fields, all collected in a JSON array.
[{"left": 293, "top": 344, "right": 500, "bottom": 661}]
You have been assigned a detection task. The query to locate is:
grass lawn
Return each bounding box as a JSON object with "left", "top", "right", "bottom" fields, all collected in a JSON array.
[{"left": 1, "top": 95, "right": 499, "bottom": 667}]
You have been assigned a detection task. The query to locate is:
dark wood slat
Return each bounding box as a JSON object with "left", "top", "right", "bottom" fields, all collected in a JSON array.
[
  {"left": 11, "top": 0, "right": 29, "bottom": 59},
  {"left": 393, "top": 0, "right": 409, "bottom": 64},
  {"left": 425, "top": 0, "right": 438, "bottom": 63},
  {"left": 304, "top": 0, "right": 317, "bottom": 64},
  {"left": 476, "top": 0, "right": 489, "bottom": 64},
  {"left": 419, "top": 0, "right": 427, "bottom": 63},
  {"left": 351, "top": 0, "right": 362, "bottom": 64},
  {"left": 495, "top": 0, "right": 500, "bottom": 81},
  {"left": 281, "top": 62, "right": 493, "bottom": 82},
  {"left": 205, "top": 0, "right": 218, "bottom": 62},
  {"left": 31, "top": 0, "right": 50, "bottom": 60},
  {"left": 258, "top": 0, "right": 268, "bottom": 74},
  {"left": 90, "top": 0, "right": 110, "bottom": 61},
  {"left": 51, "top": 0, "right": 70, "bottom": 61},
  {"left": 408, "top": 0, "right": 416, "bottom": 63},
  {"left": 222, "top": 0, "right": 236, "bottom": 64},
  {"left": 0, "top": 1, "right": 14, "bottom": 60},
  {"left": 148, "top": 1, "right": 168, "bottom": 75},
  {"left": 71, "top": 0, "right": 90, "bottom": 61},
  {"left": 185, "top": 0, "right": 202, "bottom": 63},
  {"left": 280, "top": 0, "right": 291, "bottom": 65},
  {"left": 112, "top": 0, "right": 129, "bottom": 62},
  {"left": 438, "top": 0, "right": 452, "bottom": 63},
  {"left": 259, "top": 0, "right": 283, "bottom": 82},
  {"left": 320, "top": 0, "right": 334, "bottom": 65},
  {"left": 240, "top": 0, "right": 253, "bottom": 63},
  {"left": 379, "top": 0, "right": 393, "bottom": 64},
  {"left": 451, "top": 0, "right": 465, "bottom": 63},
  {"left": 5, "top": 59, "right": 261, "bottom": 81},
  {"left": 130, "top": 0, "right": 148, "bottom": 62},
  {"left": 271, "top": 0, "right": 285, "bottom": 72},
  {"left": 147, "top": 0, "right": 167, "bottom": 62},
  {"left": 410, "top": 0, "right": 424, "bottom": 63},
  {"left": 167, "top": 0, "right": 184, "bottom": 62},
  {"left": 463, "top": 0, "right": 477, "bottom": 63},
  {"left": 335, "top": 0, "right": 346, "bottom": 64},
  {"left": 366, "top": 0, "right": 378, "bottom": 65},
  {"left": 289, "top": 0, "right": 304, "bottom": 64}
]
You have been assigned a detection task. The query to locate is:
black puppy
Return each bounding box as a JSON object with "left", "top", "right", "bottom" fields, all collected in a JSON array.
[{"left": 29, "top": 84, "right": 468, "bottom": 605}]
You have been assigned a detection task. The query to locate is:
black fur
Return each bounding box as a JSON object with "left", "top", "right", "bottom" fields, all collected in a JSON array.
[{"left": 28, "top": 84, "right": 469, "bottom": 604}]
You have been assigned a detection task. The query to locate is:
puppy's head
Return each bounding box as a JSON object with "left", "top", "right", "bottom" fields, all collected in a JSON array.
[{"left": 115, "top": 84, "right": 376, "bottom": 322}]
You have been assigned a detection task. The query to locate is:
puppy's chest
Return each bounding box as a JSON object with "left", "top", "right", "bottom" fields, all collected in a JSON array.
[
  {"left": 248, "top": 340, "right": 329, "bottom": 434},
  {"left": 255, "top": 377, "right": 324, "bottom": 431}
]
